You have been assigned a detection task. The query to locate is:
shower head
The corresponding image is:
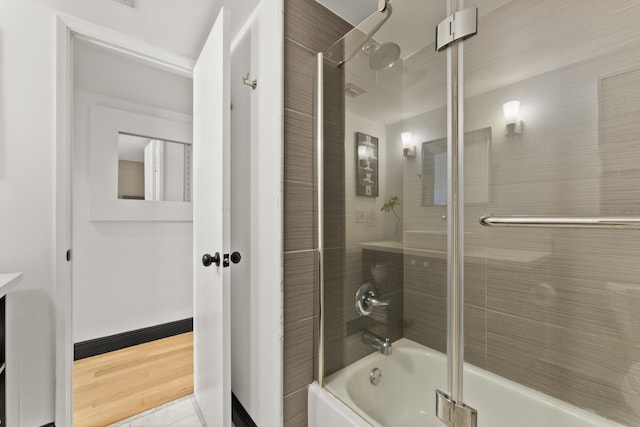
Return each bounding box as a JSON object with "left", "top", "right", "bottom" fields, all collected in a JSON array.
[
  {"left": 338, "top": 2, "right": 401, "bottom": 70},
  {"left": 368, "top": 41, "right": 401, "bottom": 71}
]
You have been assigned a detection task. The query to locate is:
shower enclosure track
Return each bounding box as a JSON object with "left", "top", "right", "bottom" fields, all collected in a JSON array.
[{"left": 480, "top": 215, "right": 640, "bottom": 229}]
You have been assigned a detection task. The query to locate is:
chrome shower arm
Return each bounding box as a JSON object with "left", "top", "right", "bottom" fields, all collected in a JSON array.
[{"left": 338, "top": 2, "right": 393, "bottom": 67}]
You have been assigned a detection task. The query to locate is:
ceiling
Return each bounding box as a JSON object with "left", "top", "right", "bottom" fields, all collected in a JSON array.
[
  {"left": 314, "top": 0, "right": 378, "bottom": 25},
  {"left": 30, "top": 0, "right": 259, "bottom": 58}
]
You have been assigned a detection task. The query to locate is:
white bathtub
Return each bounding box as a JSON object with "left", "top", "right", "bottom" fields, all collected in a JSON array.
[{"left": 309, "top": 338, "right": 625, "bottom": 427}]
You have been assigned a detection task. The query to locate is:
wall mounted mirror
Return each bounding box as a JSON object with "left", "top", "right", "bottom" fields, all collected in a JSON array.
[
  {"left": 90, "top": 105, "right": 193, "bottom": 221},
  {"left": 422, "top": 127, "right": 491, "bottom": 206},
  {"left": 421, "top": 137, "right": 448, "bottom": 206},
  {"left": 117, "top": 133, "right": 192, "bottom": 202}
]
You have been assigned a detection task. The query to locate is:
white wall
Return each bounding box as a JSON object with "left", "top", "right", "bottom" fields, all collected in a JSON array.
[
  {"left": 230, "top": 20, "right": 254, "bottom": 416},
  {"left": 229, "top": 2, "right": 284, "bottom": 426},
  {"left": 72, "top": 36, "right": 194, "bottom": 342},
  {"left": 0, "top": 2, "right": 59, "bottom": 425}
]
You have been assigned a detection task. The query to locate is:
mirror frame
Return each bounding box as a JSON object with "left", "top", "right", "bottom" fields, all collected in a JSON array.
[{"left": 90, "top": 105, "right": 193, "bottom": 221}]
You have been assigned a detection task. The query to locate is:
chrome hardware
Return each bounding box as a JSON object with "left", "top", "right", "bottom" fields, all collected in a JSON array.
[
  {"left": 362, "top": 330, "right": 392, "bottom": 356},
  {"left": 202, "top": 253, "right": 220, "bottom": 267},
  {"left": 480, "top": 215, "right": 640, "bottom": 229},
  {"left": 435, "top": 7, "right": 478, "bottom": 52},
  {"left": 355, "top": 282, "right": 390, "bottom": 317},
  {"left": 436, "top": 390, "right": 477, "bottom": 427},
  {"left": 243, "top": 73, "right": 257, "bottom": 90},
  {"left": 338, "top": 3, "right": 394, "bottom": 67},
  {"left": 369, "top": 367, "right": 382, "bottom": 385}
]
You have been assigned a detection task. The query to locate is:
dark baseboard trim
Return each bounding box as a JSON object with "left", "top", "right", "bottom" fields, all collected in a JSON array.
[
  {"left": 74, "top": 318, "right": 193, "bottom": 360},
  {"left": 232, "top": 393, "right": 257, "bottom": 427}
]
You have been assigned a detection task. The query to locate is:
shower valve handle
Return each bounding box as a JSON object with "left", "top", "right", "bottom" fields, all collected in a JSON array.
[
  {"left": 363, "top": 291, "right": 390, "bottom": 308},
  {"left": 356, "top": 283, "right": 390, "bottom": 316}
]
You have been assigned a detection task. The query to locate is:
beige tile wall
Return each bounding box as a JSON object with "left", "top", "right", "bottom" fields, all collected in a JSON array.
[
  {"left": 400, "top": 11, "right": 640, "bottom": 423},
  {"left": 283, "top": 1, "right": 351, "bottom": 425}
]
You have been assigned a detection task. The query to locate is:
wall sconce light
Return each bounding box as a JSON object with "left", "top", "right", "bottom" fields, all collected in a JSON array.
[
  {"left": 402, "top": 132, "right": 416, "bottom": 157},
  {"left": 503, "top": 100, "right": 523, "bottom": 136}
]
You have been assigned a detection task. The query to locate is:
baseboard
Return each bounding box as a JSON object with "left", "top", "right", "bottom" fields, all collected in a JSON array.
[
  {"left": 232, "top": 393, "right": 257, "bottom": 427},
  {"left": 74, "top": 318, "right": 193, "bottom": 360}
]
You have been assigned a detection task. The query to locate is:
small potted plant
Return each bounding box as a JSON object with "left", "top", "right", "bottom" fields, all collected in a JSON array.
[{"left": 381, "top": 196, "right": 402, "bottom": 241}]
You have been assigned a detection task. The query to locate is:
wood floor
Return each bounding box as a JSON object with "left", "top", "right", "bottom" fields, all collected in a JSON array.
[{"left": 73, "top": 332, "right": 194, "bottom": 427}]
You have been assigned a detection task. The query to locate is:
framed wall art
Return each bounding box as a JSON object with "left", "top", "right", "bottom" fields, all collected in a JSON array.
[{"left": 355, "top": 131, "right": 379, "bottom": 197}]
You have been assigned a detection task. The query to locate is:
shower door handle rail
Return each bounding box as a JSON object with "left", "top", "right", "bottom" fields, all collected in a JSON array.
[{"left": 480, "top": 215, "right": 640, "bottom": 229}]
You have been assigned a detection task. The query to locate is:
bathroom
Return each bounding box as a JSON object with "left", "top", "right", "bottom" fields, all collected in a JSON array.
[
  {"left": 290, "top": 0, "right": 640, "bottom": 426},
  {"left": 1, "top": 0, "right": 640, "bottom": 426}
]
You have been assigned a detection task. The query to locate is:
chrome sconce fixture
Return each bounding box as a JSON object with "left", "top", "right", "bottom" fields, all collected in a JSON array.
[
  {"left": 402, "top": 132, "right": 416, "bottom": 157},
  {"left": 503, "top": 100, "right": 523, "bottom": 136}
]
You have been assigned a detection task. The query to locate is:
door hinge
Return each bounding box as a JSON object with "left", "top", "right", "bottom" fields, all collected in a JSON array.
[
  {"left": 435, "top": 7, "right": 478, "bottom": 52},
  {"left": 436, "top": 390, "right": 477, "bottom": 427}
]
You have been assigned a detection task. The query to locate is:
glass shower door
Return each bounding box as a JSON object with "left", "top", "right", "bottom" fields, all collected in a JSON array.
[
  {"left": 317, "top": 1, "right": 452, "bottom": 425},
  {"left": 462, "top": 1, "right": 640, "bottom": 425},
  {"left": 317, "top": 0, "right": 640, "bottom": 426}
]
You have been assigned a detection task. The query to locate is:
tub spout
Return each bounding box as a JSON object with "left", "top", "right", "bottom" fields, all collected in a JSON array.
[{"left": 362, "top": 330, "right": 392, "bottom": 356}]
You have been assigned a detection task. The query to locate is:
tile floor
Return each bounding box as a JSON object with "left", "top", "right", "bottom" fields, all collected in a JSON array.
[{"left": 107, "top": 395, "right": 204, "bottom": 427}]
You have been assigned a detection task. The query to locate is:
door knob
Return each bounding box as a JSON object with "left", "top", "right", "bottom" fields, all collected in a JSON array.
[
  {"left": 202, "top": 253, "right": 220, "bottom": 267},
  {"left": 230, "top": 251, "right": 242, "bottom": 264}
]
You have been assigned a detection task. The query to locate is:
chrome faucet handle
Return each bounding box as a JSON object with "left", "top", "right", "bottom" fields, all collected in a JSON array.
[
  {"left": 356, "top": 283, "right": 391, "bottom": 316},
  {"left": 364, "top": 291, "right": 390, "bottom": 307}
]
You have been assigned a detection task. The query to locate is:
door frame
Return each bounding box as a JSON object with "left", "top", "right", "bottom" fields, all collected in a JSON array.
[
  {"left": 55, "top": 14, "right": 194, "bottom": 427},
  {"left": 55, "top": 7, "right": 284, "bottom": 426}
]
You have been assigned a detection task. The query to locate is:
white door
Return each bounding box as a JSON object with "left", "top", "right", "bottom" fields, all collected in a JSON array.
[{"left": 193, "top": 7, "right": 231, "bottom": 427}]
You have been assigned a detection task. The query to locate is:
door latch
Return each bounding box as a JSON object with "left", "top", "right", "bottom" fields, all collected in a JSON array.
[{"left": 223, "top": 252, "right": 242, "bottom": 268}]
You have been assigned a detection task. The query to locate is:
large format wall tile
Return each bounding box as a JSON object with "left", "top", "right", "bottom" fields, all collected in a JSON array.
[
  {"left": 283, "top": 387, "right": 309, "bottom": 427},
  {"left": 486, "top": 311, "right": 638, "bottom": 425},
  {"left": 284, "top": 250, "right": 318, "bottom": 325},
  {"left": 284, "top": 0, "right": 352, "bottom": 55},
  {"left": 284, "top": 109, "right": 315, "bottom": 185},
  {"left": 284, "top": 39, "right": 316, "bottom": 117},
  {"left": 284, "top": 317, "right": 315, "bottom": 396},
  {"left": 284, "top": 180, "right": 316, "bottom": 252},
  {"left": 283, "top": 1, "right": 351, "bottom": 425},
  {"left": 404, "top": 290, "right": 446, "bottom": 353}
]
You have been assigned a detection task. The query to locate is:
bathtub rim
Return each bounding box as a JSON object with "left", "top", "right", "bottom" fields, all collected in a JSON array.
[{"left": 319, "top": 337, "right": 627, "bottom": 427}]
